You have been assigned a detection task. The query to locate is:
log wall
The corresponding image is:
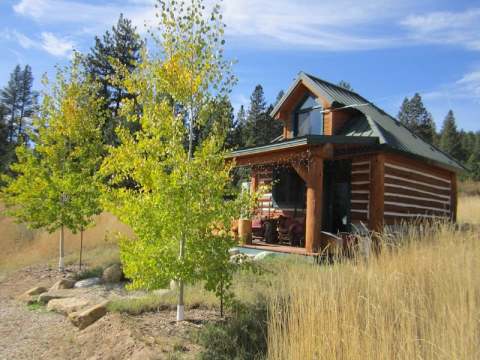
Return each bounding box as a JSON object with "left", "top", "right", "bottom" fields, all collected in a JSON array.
[
  {"left": 350, "top": 157, "right": 371, "bottom": 224},
  {"left": 382, "top": 154, "right": 454, "bottom": 224}
]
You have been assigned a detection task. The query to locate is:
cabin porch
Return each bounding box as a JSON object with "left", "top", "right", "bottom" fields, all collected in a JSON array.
[{"left": 229, "top": 135, "right": 381, "bottom": 255}]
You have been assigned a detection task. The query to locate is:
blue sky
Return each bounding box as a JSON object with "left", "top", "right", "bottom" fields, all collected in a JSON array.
[{"left": 1, "top": 0, "right": 479, "bottom": 131}]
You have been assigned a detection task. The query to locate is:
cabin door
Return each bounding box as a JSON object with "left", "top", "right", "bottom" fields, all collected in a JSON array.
[{"left": 323, "top": 160, "right": 352, "bottom": 233}]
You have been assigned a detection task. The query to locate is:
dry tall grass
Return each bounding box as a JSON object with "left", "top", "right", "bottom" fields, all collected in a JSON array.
[
  {"left": 268, "top": 224, "right": 480, "bottom": 360},
  {"left": 458, "top": 195, "right": 480, "bottom": 224},
  {"left": 0, "top": 212, "right": 132, "bottom": 274}
]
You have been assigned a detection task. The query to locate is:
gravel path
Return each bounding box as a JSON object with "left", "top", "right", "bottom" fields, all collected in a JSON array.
[
  {"left": 0, "top": 299, "right": 82, "bottom": 360},
  {"left": 0, "top": 265, "right": 216, "bottom": 359}
]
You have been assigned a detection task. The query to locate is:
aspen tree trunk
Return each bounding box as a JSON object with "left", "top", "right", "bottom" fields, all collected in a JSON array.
[
  {"left": 177, "top": 107, "right": 195, "bottom": 322},
  {"left": 79, "top": 229, "right": 84, "bottom": 271},
  {"left": 59, "top": 224, "right": 65, "bottom": 272}
]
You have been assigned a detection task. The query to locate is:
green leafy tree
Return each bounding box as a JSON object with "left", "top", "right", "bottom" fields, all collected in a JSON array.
[
  {"left": 1, "top": 60, "right": 105, "bottom": 271},
  {"left": 101, "top": 0, "right": 252, "bottom": 321},
  {"left": 398, "top": 93, "right": 436, "bottom": 143},
  {"left": 84, "top": 14, "right": 143, "bottom": 146}
]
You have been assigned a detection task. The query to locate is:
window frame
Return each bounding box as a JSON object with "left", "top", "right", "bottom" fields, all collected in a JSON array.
[{"left": 292, "top": 94, "right": 324, "bottom": 137}]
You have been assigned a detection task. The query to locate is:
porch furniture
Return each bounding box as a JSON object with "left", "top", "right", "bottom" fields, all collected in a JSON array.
[{"left": 277, "top": 216, "right": 305, "bottom": 247}]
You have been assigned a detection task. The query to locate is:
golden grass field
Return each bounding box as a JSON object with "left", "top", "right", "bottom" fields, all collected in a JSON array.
[
  {"left": 267, "top": 196, "right": 480, "bottom": 360},
  {"left": 0, "top": 193, "right": 479, "bottom": 359}
]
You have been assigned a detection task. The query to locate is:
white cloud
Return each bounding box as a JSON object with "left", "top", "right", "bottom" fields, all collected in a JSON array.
[
  {"left": 422, "top": 69, "right": 480, "bottom": 103},
  {"left": 10, "top": 0, "right": 480, "bottom": 52},
  {"left": 1, "top": 29, "right": 36, "bottom": 49},
  {"left": 1, "top": 29, "right": 74, "bottom": 57},
  {"left": 401, "top": 9, "right": 480, "bottom": 50},
  {"left": 40, "top": 32, "right": 74, "bottom": 57}
]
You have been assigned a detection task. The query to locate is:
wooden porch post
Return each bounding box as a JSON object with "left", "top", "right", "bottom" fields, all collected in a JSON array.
[
  {"left": 250, "top": 169, "right": 257, "bottom": 194},
  {"left": 369, "top": 153, "right": 385, "bottom": 233},
  {"left": 304, "top": 156, "right": 323, "bottom": 254}
]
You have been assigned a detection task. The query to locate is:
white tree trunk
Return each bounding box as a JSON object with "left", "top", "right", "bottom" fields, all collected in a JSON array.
[{"left": 59, "top": 225, "right": 65, "bottom": 272}]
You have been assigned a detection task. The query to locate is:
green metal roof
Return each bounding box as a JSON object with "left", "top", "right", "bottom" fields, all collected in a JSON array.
[
  {"left": 270, "top": 72, "right": 465, "bottom": 172},
  {"left": 228, "top": 135, "right": 379, "bottom": 158}
]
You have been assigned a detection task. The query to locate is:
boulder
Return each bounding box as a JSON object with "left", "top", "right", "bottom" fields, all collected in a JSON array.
[
  {"left": 47, "top": 297, "right": 90, "bottom": 315},
  {"left": 50, "top": 278, "right": 76, "bottom": 291},
  {"left": 102, "top": 264, "right": 123, "bottom": 283},
  {"left": 24, "top": 286, "right": 47, "bottom": 296},
  {"left": 38, "top": 289, "right": 74, "bottom": 304},
  {"left": 69, "top": 302, "right": 108, "bottom": 330},
  {"left": 74, "top": 277, "right": 102, "bottom": 288},
  {"left": 230, "top": 253, "right": 253, "bottom": 264},
  {"left": 228, "top": 248, "right": 240, "bottom": 256}
]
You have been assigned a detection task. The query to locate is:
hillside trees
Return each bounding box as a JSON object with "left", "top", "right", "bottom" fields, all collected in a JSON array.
[
  {"left": 439, "top": 110, "right": 463, "bottom": 161},
  {"left": 398, "top": 93, "right": 436, "bottom": 143},
  {"left": 0, "top": 65, "right": 38, "bottom": 172},
  {"left": 1, "top": 60, "right": 105, "bottom": 271},
  {"left": 84, "top": 14, "right": 143, "bottom": 146},
  {"left": 243, "top": 85, "right": 282, "bottom": 146},
  {"left": 101, "top": 0, "right": 252, "bottom": 321}
]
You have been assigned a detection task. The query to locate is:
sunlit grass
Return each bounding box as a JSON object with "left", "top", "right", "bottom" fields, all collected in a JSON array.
[{"left": 267, "top": 223, "right": 480, "bottom": 360}]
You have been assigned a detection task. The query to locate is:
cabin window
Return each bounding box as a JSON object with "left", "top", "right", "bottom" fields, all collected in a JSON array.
[
  {"left": 294, "top": 95, "right": 323, "bottom": 136},
  {"left": 272, "top": 167, "right": 305, "bottom": 210}
]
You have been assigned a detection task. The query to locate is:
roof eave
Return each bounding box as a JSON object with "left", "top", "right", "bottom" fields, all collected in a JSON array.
[{"left": 228, "top": 135, "right": 379, "bottom": 159}]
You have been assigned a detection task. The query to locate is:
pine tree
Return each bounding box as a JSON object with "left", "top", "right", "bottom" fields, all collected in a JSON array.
[
  {"left": 466, "top": 134, "right": 480, "bottom": 181},
  {"left": 2, "top": 60, "right": 105, "bottom": 271},
  {"left": 229, "top": 105, "right": 247, "bottom": 148},
  {"left": 245, "top": 85, "right": 267, "bottom": 146},
  {"left": 1, "top": 65, "right": 22, "bottom": 143},
  {"left": 0, "top": 65, "right": 38, "bottom": 172},
  {"left": 84, "top": 14, "right": 143, "bottom": 145},
  {"left": 16, "top": 65, "right": 38, "bottom": 143},
  {"left": 0, "top": 104, "right": 9, "bottom": 175},
  {"left": 338, "top": 80, "right": 353, "bottom": 91},
  {"left": 275, "top": 90, "right": 285, "bottom": 105},
  {"left": 397, "top": 93, "right": 436, "bottom": 143},
  {"left": 439, "top": 110, "right": 463, "bottom": 160}
]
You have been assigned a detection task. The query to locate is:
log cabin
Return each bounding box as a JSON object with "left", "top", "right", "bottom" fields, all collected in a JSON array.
[{"left": 228, "top": 72, "right": 465, "bottom": 255}]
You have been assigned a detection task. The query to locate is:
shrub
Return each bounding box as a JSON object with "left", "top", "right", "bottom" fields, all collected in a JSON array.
[
  {"left": 75, "top": 266, "right": 103, "bottom": 280},
  {"left": 197, "top": 300, "right": 268, "bottom": 360}
]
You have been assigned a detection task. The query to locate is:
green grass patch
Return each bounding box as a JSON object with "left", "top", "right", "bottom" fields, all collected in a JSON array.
[
  {"left": 107, "top": 283, "right": 219, "bottom": 315},
  {"left": 75, "top": 266, "right": 104, "bottom": 280},
  {"left": 27, "top": 302, "right": 46, "bottom": 312}
]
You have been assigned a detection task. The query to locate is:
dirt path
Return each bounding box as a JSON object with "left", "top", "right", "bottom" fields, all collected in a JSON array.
[{"left": 0, "top": 265, "right": 215, "bottom": 359}]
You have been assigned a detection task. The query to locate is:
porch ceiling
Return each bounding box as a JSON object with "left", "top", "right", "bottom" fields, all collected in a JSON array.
[{"left": 227, "top": 135, "right": 379, "bottom": 167}]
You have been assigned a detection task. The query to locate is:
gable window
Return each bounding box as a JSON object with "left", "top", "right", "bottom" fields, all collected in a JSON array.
[{"left": 294, "top": 95, "right": 323, "bottom": 136}]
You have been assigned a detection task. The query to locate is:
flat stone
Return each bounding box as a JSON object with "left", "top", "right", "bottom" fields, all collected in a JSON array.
[
  {"left": 69, "top": 302, "right": 108, "bottom": 330},
  {"left": 24, "top": 286, "right": 48, "bottom": 296},
  {"left": 47, "top": 297, "right": 90, "bottom": 315},
  {"left": 17, "top": 294, "right": 38, "bottom": 305},
  {"left": 254, "top": 251, "right": 278, "bottom": 261},
  {"left": 38, "top": 289, "right": 74, "bottom": 304},
  {"left": 50, "top": 278, "right": 76, "bottom": 291},
  {"left": 74, "top": 277, "right": 102, "bottom": 288}
]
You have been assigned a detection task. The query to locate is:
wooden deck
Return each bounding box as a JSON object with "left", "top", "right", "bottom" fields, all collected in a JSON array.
[{"left": 241, "top": 239, "right": 319, "bottom": 256}]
